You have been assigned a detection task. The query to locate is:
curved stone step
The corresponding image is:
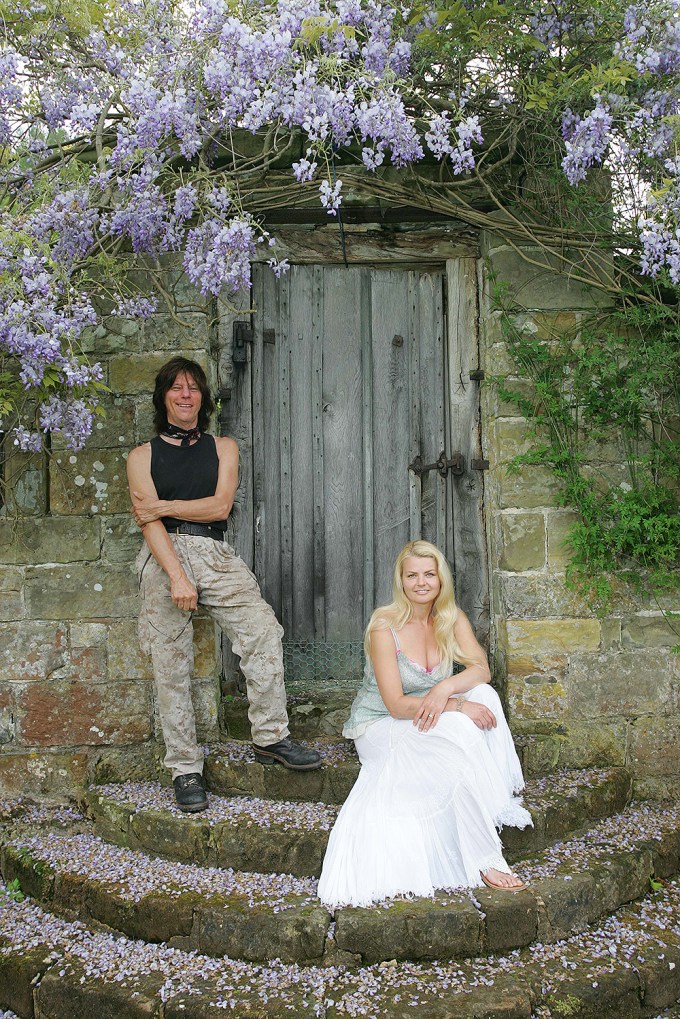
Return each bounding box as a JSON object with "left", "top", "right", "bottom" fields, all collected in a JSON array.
[
  {"left": 87, "top": 766, "right": 632, "bottom": 877},
  {"left": 204, "top": 738, "right": 360, "bottom": 804},
  {"left": 3, "top": 799, "right": 679, "bottom": 966},
  {"left": 0, "top": 874, "right": 679, "bottom": 1018}
]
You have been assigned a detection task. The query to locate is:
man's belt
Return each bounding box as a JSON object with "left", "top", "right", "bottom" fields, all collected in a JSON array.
[{"left": 164, "top": 522, "right": 227, "bottom": 542}]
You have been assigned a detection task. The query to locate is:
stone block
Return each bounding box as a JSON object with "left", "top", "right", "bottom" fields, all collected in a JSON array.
[
  {"left": 489, "top": 420, "right": 566, "bottom": 511},
  {"left": 193, "top": 896, "right": 330, "bottom": 962},
  {"left": 141, "top": 313, "right": 210, "bottom": 351},
  {"left": 50, "top": 449, "right": 129, "bottom": 515},
  {"left": 135, "top": 403, "right": 156, "bottom": 443},
  {"left": 633, "top": 775, "right": 679, "bottom": 799},
  {"left": 193, "top": 616, "right": 220, "bottom": 677},
  {"left": 15, "top": 678, "right": 152, "bottom": 747},
  {"left": 482, "top": 341, "right": 516, "bottom": 377},
  {"left": 499, "top": 513, "right": 545, "bottom": 571},
  {"left": 511, "top": 311, "right": 579, "bottom": 340},
  {"left": 495, "top": 462, "right": 565, "bottom": 509},
  {"left": 546, "top": 510, "right": 580, "bottom": 568},
  {"left": 514, "top": 733, "right": 562, "bottom": 776},
  {"left": 108, "top": 620, "right": 154, "bottom": 680},
  {"left": 0, "top": 685, "right": 15, "bottom": 745},
  {"left": 0, "top": 621, "right": 69, "bottom": 681},
  {"left": 2, "top": 452, "right": 45, "bottom": 514},
  {"left": 129, "top": 889, "right": 201, "bottom": 942},
  {"left": 109, "top": 351, "right": 210, "bottom": 394},
  {"left": 503, "top": 619, "right": 601, "bottom": 655},
  {"left": 0, "top": 938, "right": 56, "bottom": 1018},
  {"left": 569, "top": 651, "right": 672, "bottom": 718},
  {"left": 86, "top": 315, "right": 141, "bottom": 355},
  {"left": 484, "top": 243, "right": 613, "bottom": 310},
  {"left": 70, "top": 622, "right": 108, "bottom": 647},
  {"left": 493, "top": 378, "right": 537, "bottom": 417},
  {"left": 629, "top": 716, "right": 680, "bottom": 777},
  {"left": 621, "top": 614, "right": 679, "bottom": 648},
  {"left": 600, "top": 618, "right": 622, "bottom": 650},
  {"left": 1, "top": 844, "right": 56, "bottom": 901},
  {"left": 498, "top": 574, "right": 594, "bottom": 618},
  {"left": 24, "top": 563, "right": 137, "bottom": 619},
  {"left": 36, "top": 963, "right": 165, "bottom": 1019},
  {"left": 557, "top": 721, "right": 628, "bottom": 769},
  {"left": 191, "top": 676, "right": 220, "bottom": 744},
  {"left": 582, "top": 462, "right": 631, "bottom": 493},
  {"left": 507, "top": 675, "right": 568, "bottom": 720},
  {"left": 88, "top": 743, "right": 158, "bottom": 785},
  {"left": 69, "top": 643, "right": 108, "bottom": 683},
  {"left": 131, "top": 809, "right": 211, "bottom": 865},
  {"left": 209, "top": 819, "right": 327, "bottom": 878},
  {"left": 334, "top": 896, "right": 484, "bottom": 963},
  {"left": 478, "top": 887, "right": 539, "bottom": 953},
  {"left": 103, "top": 514, "right": 144, "bottom": 563},
  {"left": 537, "top": 870, "right": 599, "bottom": 940},
  {"left": 0, "top": 515, "right": 101, "bottom": 564},
  {"left": 0, "top": 750, "right": 89, "bottom": 797},
  {"left": 0, "top": 568, "right": 23, "bottom": 620}
]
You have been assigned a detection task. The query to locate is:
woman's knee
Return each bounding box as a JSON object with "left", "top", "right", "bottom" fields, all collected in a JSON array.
[{"left": 467, "top": 683, "right": 502, "bottom": 710}]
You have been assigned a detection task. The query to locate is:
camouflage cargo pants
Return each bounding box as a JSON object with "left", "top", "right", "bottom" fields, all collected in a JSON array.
[{"left": 137, "top": 535, "right": 289, "bottom": 778}]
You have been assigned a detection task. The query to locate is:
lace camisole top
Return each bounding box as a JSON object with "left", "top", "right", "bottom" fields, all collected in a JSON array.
[{"left": 343, "top": 628, "right": 461, "bottom": 739}]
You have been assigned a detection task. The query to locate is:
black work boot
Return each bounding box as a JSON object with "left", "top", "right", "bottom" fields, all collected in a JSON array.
[
  {"left": 173, "top": 772, "right": 208, "bottom": 812},
  {"left": 252, "top": 737, "right": 322, "bottom": 771}
]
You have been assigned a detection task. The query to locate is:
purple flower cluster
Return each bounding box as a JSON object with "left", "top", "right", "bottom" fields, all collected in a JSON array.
[
  {"left": 184, "top": 215, "right": 259, "bottom": 296},
  {"left": 617, "top": 0, "right": 680, "bottom": 75},
  {"left": 639, "top": 182, "right": 680, "bottom": 283},
  {"left": 425, "top": 112, "right": 484, "bottom": 175},
  {"left": 561, "top": 98, "right": 613, "bottom": 185}
]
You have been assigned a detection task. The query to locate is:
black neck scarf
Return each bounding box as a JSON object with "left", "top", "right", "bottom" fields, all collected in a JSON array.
[{"left": 161, "top": 423, "right": 201, "bottom": 445}]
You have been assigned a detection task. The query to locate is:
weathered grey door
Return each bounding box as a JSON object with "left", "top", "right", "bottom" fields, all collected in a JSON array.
[{"left": 223, "top": 261, "right": 488, "bottom": 685}]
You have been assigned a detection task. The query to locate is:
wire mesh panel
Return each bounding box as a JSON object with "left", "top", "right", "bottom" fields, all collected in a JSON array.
[{"left": 282, "top": 640, "right": 365, "bottom": 694}]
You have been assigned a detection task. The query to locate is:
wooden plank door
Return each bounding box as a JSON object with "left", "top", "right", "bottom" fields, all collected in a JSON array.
[{"left": 223, "top": 261, "right": 488, "bottom": 686}]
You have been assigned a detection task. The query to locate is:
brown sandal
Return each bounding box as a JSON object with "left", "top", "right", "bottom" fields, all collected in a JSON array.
[{"left": 480, "top": 870, "right": 527, "bottom": 893}]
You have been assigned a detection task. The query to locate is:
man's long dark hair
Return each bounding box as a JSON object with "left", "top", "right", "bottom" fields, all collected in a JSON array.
[{"left": 152, "top": 357, "right": 215, "bottom": 434}]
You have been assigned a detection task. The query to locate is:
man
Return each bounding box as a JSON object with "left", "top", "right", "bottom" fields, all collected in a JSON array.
[{"left": 127, "top": 356, "right": 321, "bottom": 812}]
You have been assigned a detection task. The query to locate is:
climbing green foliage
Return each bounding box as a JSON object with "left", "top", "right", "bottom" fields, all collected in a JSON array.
[{"left": 493, "top": 277, "right": 680, "bottom": 619}]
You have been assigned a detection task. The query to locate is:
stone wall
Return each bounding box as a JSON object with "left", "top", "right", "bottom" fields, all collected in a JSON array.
[
  {"left": 0, "top": 274, "right": 230, "bottom": 797},
  {"left": 480, "top": 231, "right": 680, "bottom": 798},
  {"left": 1, "top": 245, "right": 678, "bottom": 800}
]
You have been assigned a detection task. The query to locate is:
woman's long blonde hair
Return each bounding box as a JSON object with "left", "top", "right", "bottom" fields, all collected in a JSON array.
[{"left": 364, "top": 540, "right": 472, "bottom": 667}]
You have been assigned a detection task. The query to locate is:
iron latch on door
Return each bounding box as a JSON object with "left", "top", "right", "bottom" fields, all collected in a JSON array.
[
  {"left": 408, "top": 452, "right": 491, "bottom": 477},
  {"left": 409, "top": 451, "right": 465, "bottom": 478}
]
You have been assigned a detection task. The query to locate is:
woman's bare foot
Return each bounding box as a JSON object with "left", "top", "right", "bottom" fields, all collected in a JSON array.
[{"left": 480, "top": 868, "right": 527, "bottom": 892}]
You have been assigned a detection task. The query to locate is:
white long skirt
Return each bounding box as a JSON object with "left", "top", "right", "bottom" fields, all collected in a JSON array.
[{"left": 317, "top": 684, "right": 532, "bottom": 908}]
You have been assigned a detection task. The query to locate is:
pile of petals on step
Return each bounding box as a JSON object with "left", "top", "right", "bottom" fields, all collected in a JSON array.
[
  {"left": 93, "top": 781, "right": 339, "bottom": 830},
  {"left": 212, "top": 738, "right": 357, "bottom": 768},
  {"left": 521, "top": 767, "right": 615, "bottom": 810},
  {"left": 1, "top": 877, "right": 678, "bottom": 1017},
  {"left": 518, "top": 800, "right": 680, "bottom": 883},
  {"left": 0, "top": 800, "right": 85, "bottom": 826},
  {"left": 4, "top": 829, "right": 319, "bottom": 910}
]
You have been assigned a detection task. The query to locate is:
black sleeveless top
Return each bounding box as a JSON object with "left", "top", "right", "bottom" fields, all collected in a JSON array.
[{"left": 150, "top": 434, "right": 228, "bottom": 532}]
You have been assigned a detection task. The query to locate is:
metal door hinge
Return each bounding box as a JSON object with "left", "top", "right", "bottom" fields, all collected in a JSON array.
[{"left": 233, "top": 321, "right": 253, "bottom": 364}]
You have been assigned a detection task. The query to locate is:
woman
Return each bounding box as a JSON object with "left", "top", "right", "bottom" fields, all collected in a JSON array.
[{"left": 317, "top": 540, "right": 530, "bottom": 908}]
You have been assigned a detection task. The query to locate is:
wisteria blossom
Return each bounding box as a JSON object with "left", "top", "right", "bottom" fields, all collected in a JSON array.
[{"left": 0, "top": 0, "right": 677, "bottom": 449}]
